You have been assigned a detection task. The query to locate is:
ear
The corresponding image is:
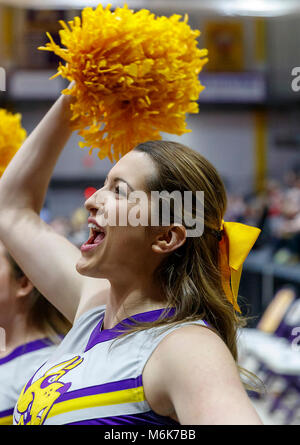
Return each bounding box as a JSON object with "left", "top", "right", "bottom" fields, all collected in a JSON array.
[
  {"left": 15, "top": 275, "right": 34, "bottom": 299},
  {"left": 151, "top": 224, "right": 186, "bottom": 255}
]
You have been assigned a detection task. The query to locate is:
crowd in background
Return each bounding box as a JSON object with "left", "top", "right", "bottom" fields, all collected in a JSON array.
[
  {"left": 42, "top": 206, "right": 89, "bottom": 249},
  {"left": 42, "top": 166, "right": 300, "bottom": 266},
  {"left": 225, "top": 167, "right": 300, "bottom": 265}
]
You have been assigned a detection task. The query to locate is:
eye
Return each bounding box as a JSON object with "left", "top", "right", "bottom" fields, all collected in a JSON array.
[
  {"left": 115, "top": 184, "right": 128, "bottom": 197},
  {"left": 48, "top": 374, "right": 58, "bottom": 384}
]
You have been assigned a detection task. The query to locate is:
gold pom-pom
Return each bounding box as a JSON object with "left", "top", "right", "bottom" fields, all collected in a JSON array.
[
  {"left": 39, "top": 3, "right": 208, "bottom": 161},
  {"left": 0, "top": 109, "right": 27, "bottom": 177}
]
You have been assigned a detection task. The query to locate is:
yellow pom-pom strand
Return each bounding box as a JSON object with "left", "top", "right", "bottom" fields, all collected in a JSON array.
[
  {"left": 39, "top": 3, "right": 208, "bottom": 162},
  {"left": 0, "top": 109, "right": 27, "bottom": 177}
]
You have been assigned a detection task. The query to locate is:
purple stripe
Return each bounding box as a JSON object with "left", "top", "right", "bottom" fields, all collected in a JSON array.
[
  {"left": 0, "top": 408, "right": 14, "bottom": 418},
  {"left": 202, "top": 320, "right": 211, "bottom": 328},
  {"left": 85, "top": 308, "right": 176, "bottom": 352},
  {"left": 125, "top": 308, "right": 176, "bottom": 324},
  {"left": 58, "top": 376, "right": 141, "bottom": 402},
  {"left": 0, "top": 338, "right": 52, "bottom": 365},
  {"left": 66, "top": 411, "right": 180, "bottom": 425},
  {"left": 136, "top": 374, "right": 143, "bottom": 387}
]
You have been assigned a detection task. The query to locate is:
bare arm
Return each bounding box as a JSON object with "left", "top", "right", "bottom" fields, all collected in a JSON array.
[
  {"left": 0, "top": 93, "right": 109, "bottom": 323},
  {"left": 0, "top": 94, "right": 72, "bottom": 213},
  {"left": 143, "top": 325, "right": 263, "bottom": 425}
]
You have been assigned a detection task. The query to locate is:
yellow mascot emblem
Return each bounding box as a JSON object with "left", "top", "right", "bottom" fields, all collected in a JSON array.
[{"left": 15, "top": 356, "right": 83, "bottom": 425}]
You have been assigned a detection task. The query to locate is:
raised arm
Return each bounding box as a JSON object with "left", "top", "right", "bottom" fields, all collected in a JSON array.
[{"left": 0, "top": 92, "right": 110, "bottom": 323}]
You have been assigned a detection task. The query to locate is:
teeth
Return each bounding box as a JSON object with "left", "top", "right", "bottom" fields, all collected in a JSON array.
[{"left": 88, "top": 223, "right": 102, "bottom": 232}]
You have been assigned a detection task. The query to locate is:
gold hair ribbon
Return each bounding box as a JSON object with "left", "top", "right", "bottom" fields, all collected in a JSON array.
[{"left": 218, "top": 220, "right": 261, "bottom": 313}]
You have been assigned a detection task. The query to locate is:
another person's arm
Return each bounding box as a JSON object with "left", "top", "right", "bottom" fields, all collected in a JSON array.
[{"left": 0, "top": 93, "right": 110, "bottom": 323}]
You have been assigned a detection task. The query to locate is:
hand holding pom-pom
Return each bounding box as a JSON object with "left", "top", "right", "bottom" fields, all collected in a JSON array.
[
  {"left": 39, "top": 4, "right": 208, "bottom": 162},
  {"left": 0, "top": 109, "right": 27, "bottom": 177}
]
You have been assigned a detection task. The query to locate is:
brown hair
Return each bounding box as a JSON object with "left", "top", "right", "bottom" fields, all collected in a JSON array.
[
  {"left": 116, "top": 140, "right": 263, "bottom": 392},
  {"left": 6, "top": 253, "right": 71, "bottom": 345}
]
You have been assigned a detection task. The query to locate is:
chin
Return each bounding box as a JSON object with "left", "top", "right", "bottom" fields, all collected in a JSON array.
[
  {"left": 75, "top": 259, "right": 88, "bottom": 276},
  {"left": 75, "top": 257, "right": 94, "bottom": 277},
  {"left": 75, "top": 257, "right": 107, "bottom": 279}
]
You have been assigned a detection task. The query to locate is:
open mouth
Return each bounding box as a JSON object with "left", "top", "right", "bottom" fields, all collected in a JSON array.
[{"left": 81, "top": 222, "right": 106, "bottom": 252}]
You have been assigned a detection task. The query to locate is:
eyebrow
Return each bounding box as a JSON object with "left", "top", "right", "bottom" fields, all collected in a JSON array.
[{"left": 104, "top": 175, "right": 135, "bottom": 192}]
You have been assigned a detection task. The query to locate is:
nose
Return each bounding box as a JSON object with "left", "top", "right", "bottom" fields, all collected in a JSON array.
[
  {"left": 84, "top": 188, "right": 106, "bottom": 215},
  {"left": 84, "top": 193, "right": 96, "bottom": 214}
]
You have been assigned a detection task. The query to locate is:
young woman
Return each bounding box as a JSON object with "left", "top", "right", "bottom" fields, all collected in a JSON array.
[
  {"left": 0, "top": 91, "right": 263, "bottom": 425},
  {"left": 0, "top": 240, "right": 71, "bottom": 425}
]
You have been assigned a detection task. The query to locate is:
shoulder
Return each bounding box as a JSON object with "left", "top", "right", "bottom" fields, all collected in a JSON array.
[
  {"left": 142, "top": 323, "right": 230, "bottom": 416},
  {"left": 142, "top": 323, "right": 262, "bottom": 424},
  {"left": 149, "top": 323, "right": 236, "bottom": 377}
]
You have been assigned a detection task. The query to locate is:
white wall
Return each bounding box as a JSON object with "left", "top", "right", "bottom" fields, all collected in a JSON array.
[
  {"left": 162, "top": 112, "right": 256, "bottom": 194},
  {"left": 20, "top": 104, "right": 256, "bottom": 194},
  {"left": 21, "top": 104, "right": 300, "bottom": 199},
  {"left": 267, "top": 16, "right": 300, "bottom": 99},
  {"left": 267, "top": 109, "right": 300, "bottom": 178}
]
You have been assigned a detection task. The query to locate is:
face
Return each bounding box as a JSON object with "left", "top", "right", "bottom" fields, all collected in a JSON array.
[{"left": 76, "top": 150, "right": 162, "bottom": 281}]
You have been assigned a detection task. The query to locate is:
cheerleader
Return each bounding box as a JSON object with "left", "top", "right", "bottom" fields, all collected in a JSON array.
[
  {"left": 0, "top": 240, "right": 70, "bottom": 424},
  {"left": 0, "top": 92, "right": 263, "bottom": 425}
]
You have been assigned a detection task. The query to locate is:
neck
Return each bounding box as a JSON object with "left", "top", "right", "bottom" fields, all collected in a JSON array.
[
  {"left": 103, "top": 274, "right": 166, "bottom": 330},
  {"left": 0, "top": 311, "right": 44, "bottom": 359}
]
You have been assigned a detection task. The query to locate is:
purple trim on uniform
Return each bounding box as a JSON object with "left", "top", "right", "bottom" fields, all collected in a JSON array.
[
  {"left": 58, "top": 377, "right": 141, "bottom": 402},
  {"left": 202, "top": 320, "right": 210, "bottom": 328},
  {"left": 66, "top": 411, "right": 180, "bottom": 425},
  {"left": 0, "top": 408, "right": 14, "bottom": 418},
  {"left": 136, "top": 374, "right": 143, "bottom": 388},
  {"left": 0, "top": 338, "right": 52, "bottom": 365},
  {"left": 85, "top": 308, "right": 176, "bottom": 352}
]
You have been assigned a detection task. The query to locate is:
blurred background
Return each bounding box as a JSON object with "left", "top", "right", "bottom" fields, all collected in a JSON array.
[{"left": 1, "top": 0, "right": 300, "bottom": 424}]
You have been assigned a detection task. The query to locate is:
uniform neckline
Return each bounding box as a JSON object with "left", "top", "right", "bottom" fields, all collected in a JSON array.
[
  {"left": 0, "top": 338, "right": 51, "bottom": 365},
  {"left": 85, "top": 307, "right": 175, "bottom": 352}
]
